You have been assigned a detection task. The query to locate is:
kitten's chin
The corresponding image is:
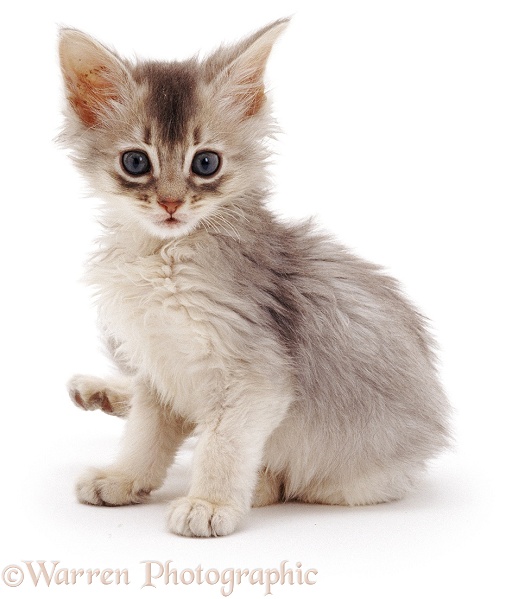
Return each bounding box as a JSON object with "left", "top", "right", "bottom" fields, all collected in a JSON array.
[{"left": 143, "top": 216, "right": 198, "bottom": 240}]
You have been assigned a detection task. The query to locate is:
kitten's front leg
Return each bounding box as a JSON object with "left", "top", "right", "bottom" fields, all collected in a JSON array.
[
  {"left": 77, "top": 381, "right": 192, "bottom": 507},
  {"left": 167, "top": 384, "right": 291, "bottom": 537}
]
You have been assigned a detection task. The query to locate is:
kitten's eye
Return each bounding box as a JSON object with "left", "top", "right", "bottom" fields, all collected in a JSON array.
[
  {"left": 191, "top": 151, "right": 220, "bottom": 177},
  {"left": 121, "top": 151, "right": 151, "bottom": 176}
]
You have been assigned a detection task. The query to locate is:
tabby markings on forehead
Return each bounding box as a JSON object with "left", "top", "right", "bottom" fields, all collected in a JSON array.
[
  {"left": 143, "top": 126, "right": 152, "bottom": 146},
  {"left": 193, "top": 126, "right": 202, "bottom": 147},
  {"left": 132, "top": 61, "right": 199, "bottom": 146}
]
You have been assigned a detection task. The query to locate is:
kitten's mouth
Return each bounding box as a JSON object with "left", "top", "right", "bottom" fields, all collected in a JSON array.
[
  {"left": 160, "top": 216, "right": 182, "bottom": 227},
  {"left": 150, "top": 213, "right": 190, "bottom": 237}
]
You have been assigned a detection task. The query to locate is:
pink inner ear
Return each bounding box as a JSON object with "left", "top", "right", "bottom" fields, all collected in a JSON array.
[
  {"left": 237, "top": 70, "right": 266, "bottom": 118},
  {"left": 223, "top": 45, "right": 274, "bottom": 119},
  {"left": 67, "top": 64, "right": 119, "bottom": 127}
]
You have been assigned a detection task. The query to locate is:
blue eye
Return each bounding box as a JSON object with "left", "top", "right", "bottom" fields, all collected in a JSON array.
[
  {"left": 191, "top": 151, "right": 220, "bottom": 177},
  {"left": 121, "top": 151, "right": 151, "bottom": 176}
]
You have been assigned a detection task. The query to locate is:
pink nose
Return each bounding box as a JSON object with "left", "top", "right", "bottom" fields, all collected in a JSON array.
[{"left": 158, "top": 197, "right": 183, "bottom": 215}]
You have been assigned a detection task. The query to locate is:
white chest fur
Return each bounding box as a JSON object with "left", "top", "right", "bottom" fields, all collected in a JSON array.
[{"left": 89, "top": 238, "right": 226, "bottom": 417}]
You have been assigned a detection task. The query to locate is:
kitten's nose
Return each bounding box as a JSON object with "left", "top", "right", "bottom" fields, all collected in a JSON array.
[{"left": 158, "top": 197, "right": 183, "bottom": 215}]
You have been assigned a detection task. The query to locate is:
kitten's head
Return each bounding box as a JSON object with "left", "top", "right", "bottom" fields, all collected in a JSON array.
[{"left": 58, "top": 20, "right": 288, "bottom": 239}]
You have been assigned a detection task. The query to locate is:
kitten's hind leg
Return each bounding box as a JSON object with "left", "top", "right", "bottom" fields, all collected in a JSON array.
[
  {"left": 252, "top": 468, "right": 283, "bottom": 507},
  {"left": 67, "top": 374, "right": 132, "bottom": 417},
  {"left": 295, "top": 465, "right": 421, "bottom": 507}
]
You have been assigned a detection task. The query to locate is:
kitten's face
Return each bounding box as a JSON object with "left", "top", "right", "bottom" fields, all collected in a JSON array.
[
  {"left": 59, "top": 22, "right": 288, "bottom": 239},
  {"left": 84, "top": 61, "right": 264, "bottom": 240}
]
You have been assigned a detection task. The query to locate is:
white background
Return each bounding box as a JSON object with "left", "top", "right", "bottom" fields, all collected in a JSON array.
[{"left": 1, "top": 0, "right": 511, "bottom": 597}]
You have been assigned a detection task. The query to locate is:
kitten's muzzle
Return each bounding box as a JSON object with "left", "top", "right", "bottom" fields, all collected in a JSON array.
[{"left": 158, "top": 197, "right": 184, "bottom": 215}]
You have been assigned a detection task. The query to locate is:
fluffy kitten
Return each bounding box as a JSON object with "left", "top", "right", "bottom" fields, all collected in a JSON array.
[{"left": 59, "top": 19, "right": 450, "bottom": 537}]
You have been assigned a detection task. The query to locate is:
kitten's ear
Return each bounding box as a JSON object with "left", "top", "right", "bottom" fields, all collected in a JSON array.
[
  {"left": 209, "top": 18, "right": 289, "bottom": 118},
  {"left": 59, "top": 29, "right": 131, "bottom": 127}
]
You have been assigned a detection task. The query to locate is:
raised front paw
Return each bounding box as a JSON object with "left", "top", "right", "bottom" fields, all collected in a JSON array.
[
  {"left": 67, "top": 374, "right": 130, "bottom": 417},
  {"left": 76, "top": 468, "right": 151, "bottom": 507},
  {"left": 166, "top": 497, "right": 243, "bottom": 537}
]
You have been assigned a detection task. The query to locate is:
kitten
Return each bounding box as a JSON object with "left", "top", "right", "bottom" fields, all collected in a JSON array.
[{"left": 59, "top": 19, "right": 450, "bottom": 537}]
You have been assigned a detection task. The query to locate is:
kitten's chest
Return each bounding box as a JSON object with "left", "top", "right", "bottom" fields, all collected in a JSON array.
[{"left": 91, "top": 244, "right": 222, "bottom": 403}]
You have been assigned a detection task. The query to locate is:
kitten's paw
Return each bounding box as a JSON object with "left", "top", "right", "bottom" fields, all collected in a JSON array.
[
  {"left": 76, "top": 468, "right": 151, "bottom": 507},
  {"left": 166, "top": 497, "right": 242, "bottom": 537},
  {"left": 67, "top": 374, "right": 130, "bottom": 417}
]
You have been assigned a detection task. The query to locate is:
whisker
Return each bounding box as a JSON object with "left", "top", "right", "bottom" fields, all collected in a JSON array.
[
  {"left": 209, "top": 210, "right": 241, "bottom": 242},
  {"left": 219, "top": 205, "right": 250, "bottom": 223},
  {"left": 203, "top": 215, "right": 223, "bottom": 237}
]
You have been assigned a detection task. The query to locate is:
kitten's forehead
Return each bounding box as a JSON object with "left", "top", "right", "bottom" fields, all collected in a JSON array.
[{"left": 132, "top": 60, "right": 199, "bottom": 145}]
